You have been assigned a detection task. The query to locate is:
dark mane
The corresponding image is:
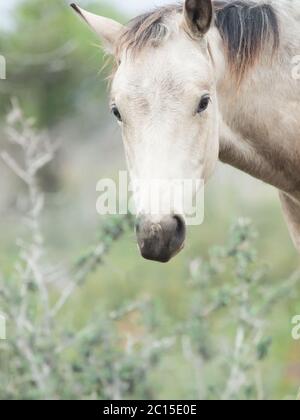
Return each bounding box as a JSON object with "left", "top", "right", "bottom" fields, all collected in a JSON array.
[
  {"left": 117, "top": 1, "right": 280, "bottom": 82},
  {"left": 214, "top": 1, "right": 280, "bottom": 80}
]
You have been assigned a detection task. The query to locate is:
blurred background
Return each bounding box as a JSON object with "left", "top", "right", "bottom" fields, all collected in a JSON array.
[{"left": 0, "top": 0, "right": 299, "bottom": 400}]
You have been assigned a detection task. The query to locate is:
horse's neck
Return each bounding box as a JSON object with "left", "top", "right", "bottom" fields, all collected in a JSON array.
[{"left": 208, "top": 25, "right": 300, "bottom": 198}]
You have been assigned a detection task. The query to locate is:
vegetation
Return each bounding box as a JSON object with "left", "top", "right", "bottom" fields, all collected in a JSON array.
[
  {"left": 0, "top": 0, "right": 124, "bottom": 126},
  {"left": 0, "top": 103, "right": 299, "bottom": 400}
]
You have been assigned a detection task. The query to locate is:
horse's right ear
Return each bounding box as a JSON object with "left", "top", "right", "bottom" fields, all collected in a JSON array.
[
  {"left": 70, "top": 3, "right": 124, "bottom": 54},
  {"left": 184, "top": 0, "right": 213, "bottom": 37}
]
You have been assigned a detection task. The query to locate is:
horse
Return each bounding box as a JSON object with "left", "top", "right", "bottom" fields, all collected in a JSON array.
[{"left": 71, "top": 0, "right": 300, "bottom": 263}]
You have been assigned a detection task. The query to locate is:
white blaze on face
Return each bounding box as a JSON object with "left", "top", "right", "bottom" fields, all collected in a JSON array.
[{"left": 111, "top": 30, "right": 219, "bottom": 217}]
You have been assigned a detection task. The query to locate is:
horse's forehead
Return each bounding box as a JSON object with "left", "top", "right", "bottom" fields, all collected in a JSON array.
[
  {"left": 114, "top": 68, "right": 186, "bottom": 97},
  {"left": 112, "top": 39, "right": 212, "bottom": 96}
]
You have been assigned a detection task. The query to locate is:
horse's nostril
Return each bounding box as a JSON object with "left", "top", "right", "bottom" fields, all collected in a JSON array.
[
  {"left": 135, "top": 222, "right": 140, "bottom": 234},
  {"left": 135, "top": 215, "right": 143, "bottom": 234},
  {"left": 173, "top": 215, "right": 186, "bottom": 238}
]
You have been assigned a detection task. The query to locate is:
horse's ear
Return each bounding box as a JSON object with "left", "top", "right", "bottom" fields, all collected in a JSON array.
[
  {"left": 184, "top": 0, "right": 213, "bottom": 36},
  {"left": 70, "top": 3, "right": 124, "bottom": 54}
]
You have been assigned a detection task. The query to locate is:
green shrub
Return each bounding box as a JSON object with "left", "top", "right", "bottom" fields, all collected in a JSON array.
[{"left": 0, "top": 103, "right": 299, "bottom": 400}]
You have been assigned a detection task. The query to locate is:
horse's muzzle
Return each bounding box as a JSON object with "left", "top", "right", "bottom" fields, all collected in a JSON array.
[{"left": 135, "top": 215, "right": 186, "bottom": 263}]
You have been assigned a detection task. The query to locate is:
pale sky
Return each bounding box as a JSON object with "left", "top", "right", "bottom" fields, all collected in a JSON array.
[
  {"left": 0, "top": 0, "right": 175, "bottom": 29},
  {"left": 110, "top": 0, "right": 173, "bottom": 15}
]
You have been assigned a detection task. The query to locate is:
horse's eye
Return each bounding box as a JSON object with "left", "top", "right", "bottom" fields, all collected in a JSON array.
[
  {"left": 197, "top": 95, "right": 210, "bottom": 113},
  {"left": 111, "top": 105, "right": 122, "bottom": 122}
]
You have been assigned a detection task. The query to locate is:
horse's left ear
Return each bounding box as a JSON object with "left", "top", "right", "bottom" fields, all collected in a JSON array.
[
  {"left": 184, "top": 0, "right": 213, "bottom": 36},
  {"left": 70, "top": 3, "right": 124, "bottom": 54}
]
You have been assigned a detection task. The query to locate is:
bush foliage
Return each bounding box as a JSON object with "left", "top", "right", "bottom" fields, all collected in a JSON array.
[{"left": 0, "top": 103, "right": 299, "bottom": 400}]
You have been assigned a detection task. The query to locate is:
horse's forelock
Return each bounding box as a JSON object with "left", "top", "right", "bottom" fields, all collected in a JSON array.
[{"left": 116, "top": 5, "right": 182, "bottom": 59}]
